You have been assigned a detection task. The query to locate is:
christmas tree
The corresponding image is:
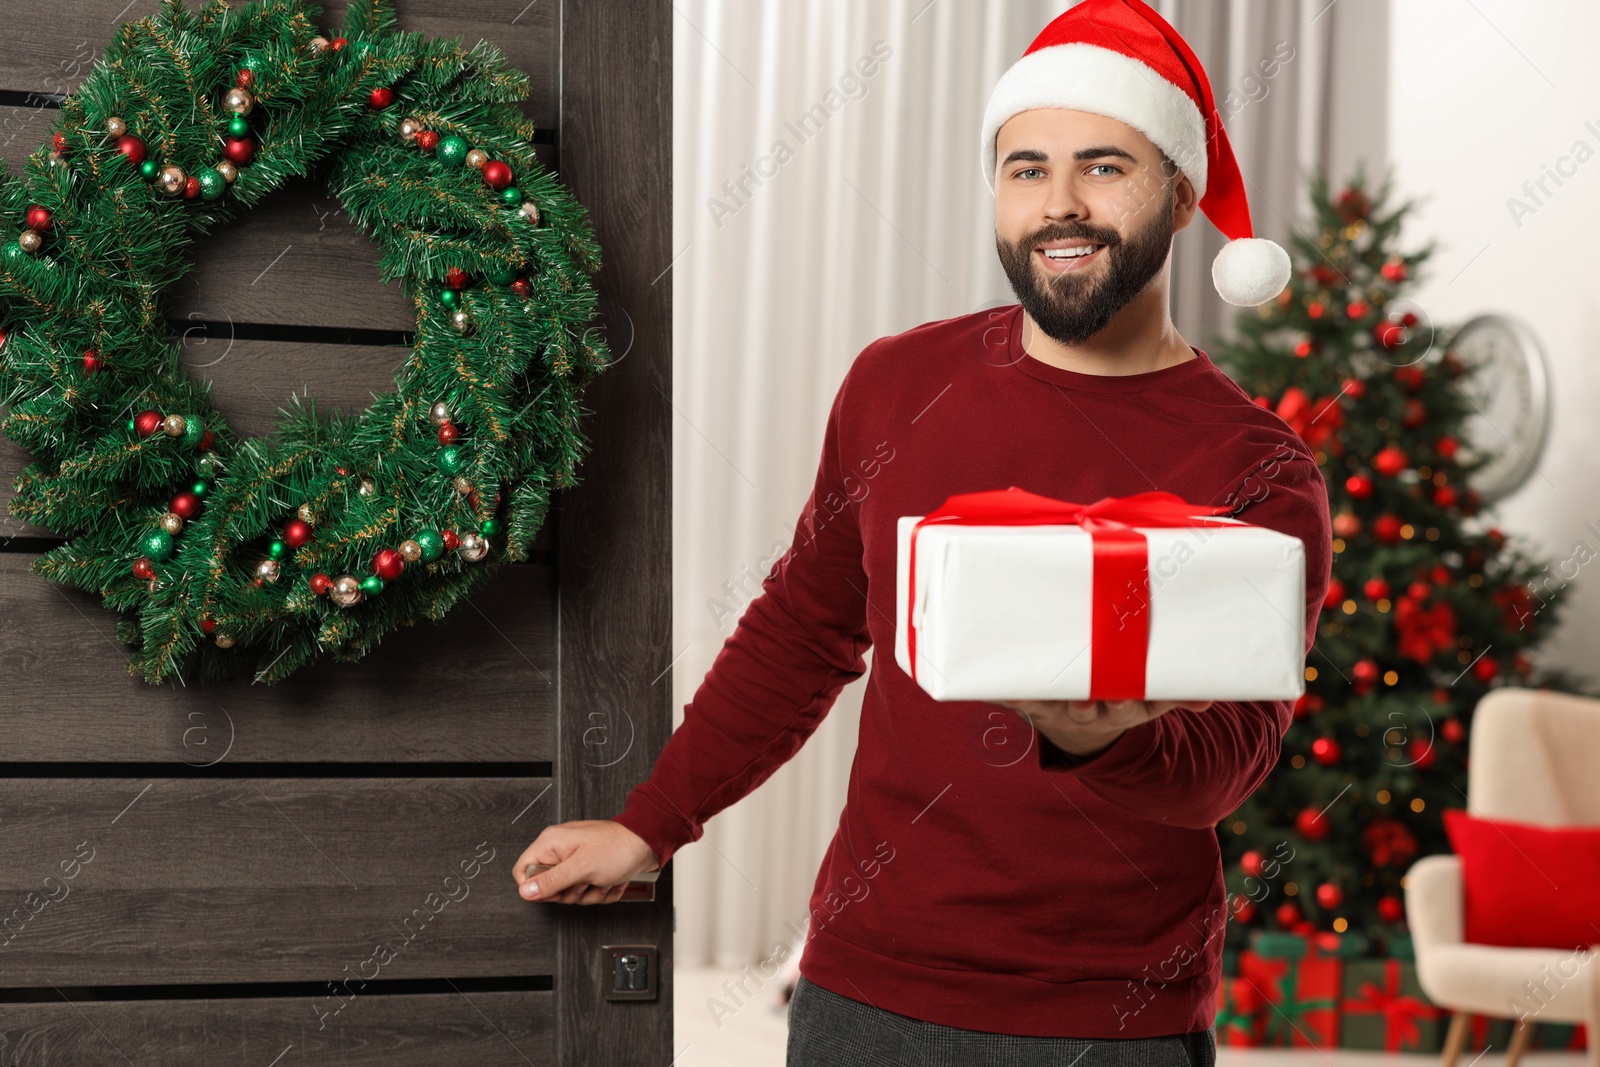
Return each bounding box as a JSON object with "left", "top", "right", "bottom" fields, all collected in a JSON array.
[{"left": 1207, "top": 163, "right": 1591, "bottom": 950}]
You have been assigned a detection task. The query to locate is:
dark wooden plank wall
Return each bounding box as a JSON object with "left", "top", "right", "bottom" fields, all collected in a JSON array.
[{"left": 0, "top": 1, "right": 672, "bottom": 1064}]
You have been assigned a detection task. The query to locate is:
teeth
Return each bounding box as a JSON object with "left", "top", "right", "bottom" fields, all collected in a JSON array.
[{"left": 1043, "top": 245, "right": 1101, "bottom": 259}]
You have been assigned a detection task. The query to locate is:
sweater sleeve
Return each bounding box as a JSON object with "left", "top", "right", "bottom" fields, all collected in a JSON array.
[
  {"left": 611, "top": 369, "right": 872, "bottom": 869},
  {"left": 1036, "top": 448, "right": 1333, "bottom": 830}
]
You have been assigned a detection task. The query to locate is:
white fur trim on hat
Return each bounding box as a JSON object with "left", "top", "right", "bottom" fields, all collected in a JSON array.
[
  {"left": 1212, "top": 237, "right": 1292, "bottom": 307},
  {"left": 980, "top": 42, "right": 1208, "bottom": 198}
]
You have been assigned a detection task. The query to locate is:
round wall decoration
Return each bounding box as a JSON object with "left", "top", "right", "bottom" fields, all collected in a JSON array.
[{"left": 0, "top": 0, "right": 611, "bottom": 684}]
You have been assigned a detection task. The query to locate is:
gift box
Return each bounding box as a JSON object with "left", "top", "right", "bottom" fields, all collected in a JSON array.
[
  {"left": 1215, "top": 975, "right": 1267, "bottom": 1046},
  {"left": 1533, "top": 1023, "right": 1588, "bottom": 1050},
  {"left": 1341, "top": 956, "right": 1446, "bottom": 1052},
  {"left": 894, "top": 488, "right": 1307, "bottom": 701},
  {"left": 1464, "top": 1015, "right": 1513, "bottom": 1051},
  {"left": 1248, "top": 931, "right": 1357, "bottom": 1049}
]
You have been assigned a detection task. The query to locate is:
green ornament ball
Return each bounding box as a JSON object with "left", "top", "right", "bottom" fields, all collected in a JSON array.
[
  {"left": 3, "top": 243, "right": 26, "bottom": 267},
  {"left": 360, "top": 574, "right": 384, "bottom": 595},
  {"left": 437, "top": 134, "right": 469, "bottom": 166},
  {"left": 195, "top": 167, "right": 227, "bottom": 202},
  {"left": 181, "top": 415, "right": 207, "bottom": 446},
  {"left": 142, "top": 529, "right": 174, "bottom": 561},
  {"left": 140, "top": 159, "right": 159, "bottom": 179},
  {"left": 499, "top": 186, "right": 522, "bottom": 207},
  {"left": 228, "top": 114, "right": 250, "bottom": 138},
  {"left": 436, "top": 446, "right": 464, "bottom": 475},
  {"left": 126, "top": 417, "right": 137, "bottom": 432},
  {"left": 481, "top": 517, "right": 500, "bottom": 537},
  {"left": 268, "top": 539, "right": 286, "bottom": 560},
  {"left": 440, "top": 288, "right": 460, "bottom": 308},
  {"left": 415, "top": 529, "right": 444, "bottom": 562},
  {"left": 241, "top": 53, "right": 265, "bottom": 73},
  {"left": 488, "top": 264, "right": 519, "bottom": 286},
  {"left": 191, "top": 479, "right": 210, "bottom": 498}
]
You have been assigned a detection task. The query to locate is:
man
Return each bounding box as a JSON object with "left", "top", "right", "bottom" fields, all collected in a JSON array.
[{"left": 513, "top": 1, "right": 1332, "bottom": 1064}]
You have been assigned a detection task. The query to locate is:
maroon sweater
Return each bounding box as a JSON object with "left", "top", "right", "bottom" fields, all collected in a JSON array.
[{"left": 614, "top": 303, "right": 1333, "bottom": 1038}]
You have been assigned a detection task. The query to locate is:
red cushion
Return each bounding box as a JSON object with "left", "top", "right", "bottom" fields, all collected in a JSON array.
[{"left": 1442, "top": 808, "right": 1600, "bottom": 948}]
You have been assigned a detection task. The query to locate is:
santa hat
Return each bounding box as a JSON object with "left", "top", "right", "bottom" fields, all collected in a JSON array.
[{"left": 980, "top": 0, "right": 1291, "bottom": 307}]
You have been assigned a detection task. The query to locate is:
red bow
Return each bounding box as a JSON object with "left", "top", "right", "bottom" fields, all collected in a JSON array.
[
  {"left": 1344, "top": 959, "right": 1442, "bottom": 1052},
  {"left": 905, "top": 488, "right": 1241, "bottom": 700},
  {"left": 1258, "top": 386, "right": 1344, "bottom": 449}
]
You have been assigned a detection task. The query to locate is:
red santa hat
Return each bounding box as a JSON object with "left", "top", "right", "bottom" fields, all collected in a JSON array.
[{"left": 980, "top": 0, "right": 1291, "bottom": 307}]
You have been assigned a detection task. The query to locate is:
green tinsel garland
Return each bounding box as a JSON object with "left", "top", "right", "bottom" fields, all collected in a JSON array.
[{"left": 0, "top": 0, "right": 610, "bottom": 685}]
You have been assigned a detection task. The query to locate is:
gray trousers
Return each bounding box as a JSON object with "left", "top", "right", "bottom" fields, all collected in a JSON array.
[{"left": 786, "top": 976, "right": 1218, "bottom": 1067}]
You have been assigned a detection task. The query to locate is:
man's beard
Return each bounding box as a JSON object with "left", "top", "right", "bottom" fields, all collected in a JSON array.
[{"left": 996, "top": 183, "right": 1174, "bottom": 346}]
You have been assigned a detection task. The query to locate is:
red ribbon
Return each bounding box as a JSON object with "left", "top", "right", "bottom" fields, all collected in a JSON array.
[
  {"left": 1343, "top": 959, "right": 1443, "bottom": 1052},
  {"left": 904, "top": 487, "right": 1240, "bottom": 700}
]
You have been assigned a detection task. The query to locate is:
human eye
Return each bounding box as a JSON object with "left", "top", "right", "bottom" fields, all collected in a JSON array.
[
  {"left": 1087, "top": 163, "right": 1123, "bottom": 177},
  {"left": 1013, "top": 166, "right": 1045, "bottom": 180}
]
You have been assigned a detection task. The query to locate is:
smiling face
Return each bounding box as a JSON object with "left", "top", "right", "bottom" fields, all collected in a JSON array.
[{"left": 993, "top": 108, "right": 1196, "bottom": 346}]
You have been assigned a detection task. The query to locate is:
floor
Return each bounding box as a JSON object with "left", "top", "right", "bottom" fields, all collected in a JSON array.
[{"left": 672, "top": 965, "right": 1588, "bottom": 1067}]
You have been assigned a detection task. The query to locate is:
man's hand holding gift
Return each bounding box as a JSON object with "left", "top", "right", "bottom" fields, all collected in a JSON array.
[{"left": 993, "top": 699, "right": 1214, "bottom": 758}]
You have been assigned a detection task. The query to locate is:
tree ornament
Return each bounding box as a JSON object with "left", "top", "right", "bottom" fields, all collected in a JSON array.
[
  {"left": 132, "top": 557, "right": 155, "bottom": 580},
  {"left": 437, "top": 422, "right": 459, "bottom": 445},
  {"left": 283, "top": 518, "right": 312, "bottom": 548},
  {"left": 1295, "top": 806, "right": 1330, "bottom": 841},
  {"left": 465, "top": 148, "right": 489, "bottom": 169},
  {"left": 1351, "top": 658, "right": 1379, "bottom": 685},
  {"left": 1322, "top": 578, "right": 1345, "bottom": 610},
  {"left": 1373, "top": 514, "right": 1403, "bottom": 544},
  {"left": 372, "top": 547, "right": 404, "bottom": 580},
  {"left": 1311, "top": 737, "right": 1342, "bottom": 766},
  {"left": 1275, "top": 901, "right": 1302, "bottom": 928},
  {"left": 224, "top": 87, "right": 255, "bottom": 115},
  {"left": 368, "top": 86, "right": 394, "bottom": 109},
  {"left": 115, "top": 133, "right": 147, "bottom": 166},
  {"left": 1, "top": 0, "right": 608, "bottom": 684},
  {"left": 309, "top": 572, "right": 333, "bottom": 596},
  {"left": 17, "top": 230, "right": 42, "bottom": 253},
  {"left": 296, "top": 502, "right": 317, "bottom": 524},
  {"left": 429, "top": 401, "right": 452, "bottom": 425},
  {"left": 330, "top": 575, "right": 363, "bottom": 607},
  {"left": 481, "top": 159, "right": 513, "bottom": 190},
  {"left": 360, "top": 574, "right": 384, "bottom": 595},
  {"left": 397, "top": 117, "right": 421, "bottom": 142},
  {"left": 1315, "top": 882, "right": 1342, "bottom": 910},
  {"left": 163, "top": 413, "right": 188, "bottom": 437},
  {"left": 509, "top": 277, "right": 532, "bottom": 297},
  {"left": 446, "top": 267, "right": 468, "bottom": 289},
  {"left": 1373, "top": 446, "right": 1408, "bottom": 477},
  {"left": 1376, "top": 895, "right": 1404, "bottom": 923},
  {"left": 520, "top": 201, "right": 544, "bottom": 225},
  {"left": 255, "top": 558, "right": 280, "bottom": 583},
  {"left": 1441, "top": 719, "right": 1465, "bottom": 745},
  {"left": 1344, "top": 473, "right": 1373, "bottom": 499},
  {"left": 439, "top": 288, "right": 460, "bottom": 308},
  {"left": 1375, "top": 321, "right": 1406, "bottom": 350},
  {"left": 457, "top": 532, "right": 489, "bottom": 562},
  {"left": 437, "top": 446, "right": 464, "bottom": 474},
  {"left": 500, "top": 186, "right": 522, "bottom": 207},
  {"left": 214, "top": 632, "right": 236, "bottom": 648},
  {"left": 157, "top": 164, "right": 187, "bottom": 196},
  {"left": 481, "top": 517, "right": 500, "bottom": 537},
  {"left": 415, "top": 129, "right": 439, "bottom": 153},
  {"left": 437, "top": 134, "right": 468, "bottom": 165},
  {"left": 1239, "top": 850, "right": 1264, "bottom": 878},
  {"left": 449, "top": 309, "right": 473, "bottom": 334},
  {"left": 1474, "top": 655, "right": 1499, "bottom": 682},
  {"left": 1363, "top": 576, "right": 1389, "bottom": 601}
]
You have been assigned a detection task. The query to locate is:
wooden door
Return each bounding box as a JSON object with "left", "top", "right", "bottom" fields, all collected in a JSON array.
[{"left": 0, "top": 1, "right": 672, "bottom": 1063}]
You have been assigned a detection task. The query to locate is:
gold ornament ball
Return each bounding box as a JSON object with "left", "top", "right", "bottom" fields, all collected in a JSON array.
[
  {"left": 215, "top": 160, "right": 238, "bottom": 184},
  {"left": 17, "top": 230, "right": 41, "bottom": 253},
  {"left": 330, "top": 575, "right": 363, "bottom": 607},
  {"left": 163, "top": 413, "right": 187, "bottom": 437},
  {"left": 297, "top": 502, "right": 317, "bottom": 524},
  {"left": 308, "top": 35, "right": 330, "bottom": 54},
  {"left": 106, "top": 116, "right": 126, "bottom": 137},
  {"left": 519, "top": 200, "right": 541, "bottom": 225},
  {"left": 399, "top": 539, "right": 423, "bottom": 563},
  {"left": 214, "top": 632, "right": 236, "bottom": 649},
  {"left": 398, "top": 117, "right": 422, "bottom": 142},
  {"left": 465, "top": 148, "right": 489, "bottom": 170},
  {"left": 256, "top": 558, "right": 280, "bottom": 583},
  {"left": 357, "top": 476, "right": 376, "bottom": 496},
  {"left": 429, "top": 401, "right": 451, "bottom": 425},
  {"left": 457, "top": 533, "right": 489, "bottom": 562},
  {"left": 160, "top": 512, "right": 185, "bottom": 535},
  {"left": 157, "top": 164, "right": 187, "bottom": 197},
  {"left": 454, "top": 475, "right": 472, "bottom": 494},
  {"left": 224, "top": 87, "right": 254, "bottom": 116},
  {"left": 449, "top": 309, "right": 473, "bottom": 334}
]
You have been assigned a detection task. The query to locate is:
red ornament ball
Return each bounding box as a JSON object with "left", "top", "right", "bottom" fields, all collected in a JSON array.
[
  {"left": 1346, "top": 300, "right": 1368, "bottom": 319},
  {"left": 1376, "top": 894, "right": 1405, "bottom": 923},
  {"left": 82, "top": 348, "right": 101, "bottom": 375},
  {"left": 1394, "top": 365, "right": 1426, "bottom": 391},
  {"left": 1311, "top": 737, "right": 1342, "bottom": 766},
  {"left": 1412, "top": 740, "right": 1436, "bottom": 770},
  {"left": 115, "top": 134, "right": 147, "bottom": 166},
  {"left": 1276, "top": 901, "right": 1303, "bottom": 928},
  {"left": 1352, "top": 659, "right": 1380, "bottom": 685},
  {"left": 198, "top": 429, "right": 214, "bottom": 451},
  {"left": 224, "top": 136, "right": 255, "bottom": 166},
  {"left": 184, "top": 175, "right": 201, "bottom": 199},
  {"left": 1381, "top": 259, "right": 1408, "bottom": 282},
  {"left": 1376, "top": 322, "right": 1407, "bottom": 350},
  {"left": 1295, "top": 807, "right": 1331, "bottom": 841},
  {"left": 200, "top": 616, "right": 217, "bottom": 634},
  {"left": 169, "top": 491, "right": 201, "bottom": 519},
  {"left": 509, "top": 277, "right": 532, "bottom": 297},
  {"left": 1341, "top": 376, "right": 1367, "bottom": 399},
  {"left": 446, "top": 267, "right": 468, "bottom": 289},
  {"left": 369, "top": 86, "right": 395, "bottom": 109},
  {"left": 1406, "top": 580, "right": 1431, "bottom": 601},
  {"left": 1373, "top": 514, "right": 1403, "bottom": 543},
  {"left": 373, "top": 547, "right": 405, "bottom": 580},
  {"left": 1345, "top": 473, "right": 1373, "bottom": 499},
  {"left": 1323, "top": 579, "right": 1345, "bottom": 610},
  {"left": 1315, "top": 882, "right": 1343, "bottom": 910},
  {"left": 1401, "top": 311, "right": 1419, "bottom": 327},
  {"left": 1240, "top": 850, "right": 1265, "bottom": 878},
  {"left": 1436, "top": 435, "right": 1459, "bottom": 460},
  {"left": 0, "top": 327, "right": 7, "bottom": 350},
  {"left": 481, "top": 159, "right": 513, "bottom": 190},
  {"left": 132, "top": 557, "right": 155, "bottom": 580},
  {"left": 1363, "top": 576, "right": 1390, "bottom": 601},
  {"left": 1373, "top": 446, "right": 1408, "bottom": 477},
  {"left": 437, "top": 422, "right": 459, "bottom": 445},
  {"left": 283, "top": 518, "right": 312, "bottom": 549},
  {"left": 1294, "top": 339, "right": 1314, "bottom": 358},
  {"left": 1333, "top": 511, "right": 1362, "bottom": 538},
  {"left": 135, "top": 410, "right": 163, "bottom": 436},
  {"left": 1474, "top": 655, "right": 1499, "bottom": 683},
  {"left": 1232, "top": 899, "right": 1256, "bottom": 925},
  {"left": 441, "top": 529, "right": 461, "bottom": 551},
  {"left": 1401, "top": 398, "right": 1427, "bottom": 428},
  {"left": 309, "top": 572, "right": 333, "bottom": 596},
  {"left": 330, "top": 36, "right": 348, "bottom": 50},
  {"left": 236, "top": 68, "right": 255, "bottom": 89},
  {"left": 1433, "top": 485, "right": 1459, "bottom": 508},
  {"left": 53, "top": 131, "right": 69, "bottom": 153},
  {"left": 26, "top": 205, "right": 51, "bottom": 232},
  {"left": 1441, "top": 719, "right": 1465, "bottom": 744},
  {"left": 415, "top": 129, "right": 440, "bottom": 153}
]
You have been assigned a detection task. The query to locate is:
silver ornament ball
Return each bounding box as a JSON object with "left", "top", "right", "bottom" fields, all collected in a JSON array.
[
  {"left": 215, "top": 160, "right": 238, "bottom": 184},
  {"left": 519, "top": 200, "right": 541, "bottom": 225},
  {"left": 224, "top": 87, "right": 254, "bottom": 116},
  {"left": 163, "top": 413, "right": 187, "bottom": 437},
  {"left": 157, "top": 164, "right": 187, "bottom": 197},
  {"left": 457, "top": 533, "right": 489, "bottom": 562},
  {"left": 307, "top": 36, "right": 330, "bottom": 54},
  {"left": 255, "top": 558, "right": 280, "bottom": 583},
  {"left": 160, "top": 512, "right": 184, "bottom": 535},
  {"left": 429, "top": 401, "right": 451, "bottom": 425},
  {"left": 449, "top": 309, "right": 473, "bottom": 334},
  {"left": 398, "top": 117, "right": 422, "bottom": 142},
  {"left": 357, "top": 476, "right": 376, "bottom": 497},
  {"left": 297, "top": 502, "right": 316, "bottom": 524},
  {"left": 214, "top": 632, "right": 236, "bottom": 649},
  {"left": 17, "top": 230, "right": 41, "bottom": 253},
  {"left": 330, "top": 575, "right": 363, "bottom": 607}
]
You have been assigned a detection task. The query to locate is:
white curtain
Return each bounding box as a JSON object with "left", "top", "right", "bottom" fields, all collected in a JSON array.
[{"left": 669, "top": 0, "right": 1389, "bottom": 968}]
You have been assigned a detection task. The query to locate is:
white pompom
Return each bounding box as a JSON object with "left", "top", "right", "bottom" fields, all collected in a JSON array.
[{"left": 1212, "top": 237, "right": 1292, "bottom": 307}]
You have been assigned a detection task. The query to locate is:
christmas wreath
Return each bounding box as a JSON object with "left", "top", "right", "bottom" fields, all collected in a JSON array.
[{"left": 0, "top": 0, "right": 610, "bottom": 685}]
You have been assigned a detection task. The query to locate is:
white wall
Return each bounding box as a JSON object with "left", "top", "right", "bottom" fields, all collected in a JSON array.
[{"left": 1387, "top": 2, "right": 1600, "bottom": 682}]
